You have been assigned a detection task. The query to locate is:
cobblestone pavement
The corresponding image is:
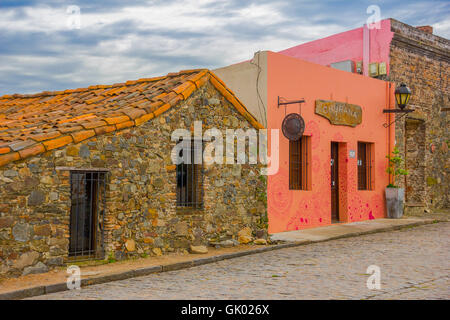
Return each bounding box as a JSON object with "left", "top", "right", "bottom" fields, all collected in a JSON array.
[{"left": 30, "top": 222, "right": 450, "bottom": 300}]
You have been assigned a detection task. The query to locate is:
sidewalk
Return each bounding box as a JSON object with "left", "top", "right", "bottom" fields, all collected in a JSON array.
[{"left": 0, "top": 217, "right": 444, "bottom": 300}]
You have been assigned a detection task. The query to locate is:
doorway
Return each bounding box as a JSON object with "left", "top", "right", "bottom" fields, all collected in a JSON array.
[
  {"left": 69, "top": 171, "right": 107, "bottom": 260},
  {"left": 331, "top": 142, "right": 339, "bottom": 222}
]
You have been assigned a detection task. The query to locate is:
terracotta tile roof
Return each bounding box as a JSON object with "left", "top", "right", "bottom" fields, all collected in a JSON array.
[{"left": 0, "top": 69, "right": 263, "bottom": 167}]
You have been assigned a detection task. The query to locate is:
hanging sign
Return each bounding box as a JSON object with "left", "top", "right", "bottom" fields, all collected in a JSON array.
[
  {"left": 282, "top": 113, "right": 305, "bottom": 141},
  {"left": 315, "top": 100, "right": 362, "bottom": 127}
]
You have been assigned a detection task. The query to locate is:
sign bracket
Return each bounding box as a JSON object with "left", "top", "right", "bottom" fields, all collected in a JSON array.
[{"left": 382, "top": 108, "right": 414, "bottom": 128}]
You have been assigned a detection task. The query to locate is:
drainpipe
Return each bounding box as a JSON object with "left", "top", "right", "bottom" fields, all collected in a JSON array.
[
  {"left": 363, "top": 24, "right": 370, "bottom": 76},
  {"left": 386, "top": 82, "right": 392, "bottom": 185}
]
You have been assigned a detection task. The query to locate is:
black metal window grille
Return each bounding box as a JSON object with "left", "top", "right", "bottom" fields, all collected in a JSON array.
[
  {"left": 358, "top": 142, "right": 373, "bottom": 190},
  {"left": 69, "top": 171, "right": 107, "bottom": 260},
  {"left": 289, "top": 136, "right": 310, "bottom": 190},
  {"left": 176, "top": 139, "right": 203, "bottom": 208}
]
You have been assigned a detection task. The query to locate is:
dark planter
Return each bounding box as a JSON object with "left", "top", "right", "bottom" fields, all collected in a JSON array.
[{"left": 385, "top": 187, "right": 405, "bottom": 219}]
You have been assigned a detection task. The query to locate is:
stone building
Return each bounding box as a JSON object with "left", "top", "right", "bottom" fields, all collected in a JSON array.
[
  {"left": 0, "top": 69, "right": 267, "bottom": 278},
  {"left": 217, "top": 18, "right": 449, "bottom": 214},
  {"left": 388, "top": 20, "right": 449, "bottom": 214}
]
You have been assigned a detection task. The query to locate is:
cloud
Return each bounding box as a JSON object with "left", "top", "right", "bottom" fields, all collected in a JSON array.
[{"left": 0, "top": 0, "right": 448, "bottom": 95}]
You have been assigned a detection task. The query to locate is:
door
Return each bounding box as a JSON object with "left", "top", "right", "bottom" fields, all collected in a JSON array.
[
  {"left": 69, "top": 171, "right": 106, "bottom": 259},
  {"left": 331, "top": 142, "right": 339, "bottom": 222}
]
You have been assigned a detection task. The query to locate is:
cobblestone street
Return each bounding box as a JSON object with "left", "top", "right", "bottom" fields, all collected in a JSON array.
[{"left": 30, "top": 222, "right": 450, "bottom": 300}]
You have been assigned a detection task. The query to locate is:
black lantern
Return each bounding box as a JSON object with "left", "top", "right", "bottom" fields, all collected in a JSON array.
[
  {"left": 394, "top": 83, "right": 411, "bottom": 110},
  {"left": 383, "top": 83, "right": 414, "bottom": 128}
]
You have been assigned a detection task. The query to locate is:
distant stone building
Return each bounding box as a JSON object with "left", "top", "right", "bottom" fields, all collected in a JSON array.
[
  {"left": 388, "top": 20, "right": 449, "bottom": 213},
  {"left": 0, "top": 69, "right": 267, "bottom": 278},
  {"left": 218, "top": 18, "right": 449, "bottom": 214}
]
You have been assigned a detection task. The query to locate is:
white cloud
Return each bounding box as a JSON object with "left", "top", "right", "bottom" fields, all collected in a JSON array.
[{"left": 0, "top": 0, "right": 448, "bottom": 95}]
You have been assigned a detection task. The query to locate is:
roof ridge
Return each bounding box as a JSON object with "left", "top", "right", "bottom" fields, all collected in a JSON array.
[
  {"left": 0, "top": 69, "right": 207, "bottom": 100},
  {"left": 0, "top": 68, "right": 263, "bottom": 168}
]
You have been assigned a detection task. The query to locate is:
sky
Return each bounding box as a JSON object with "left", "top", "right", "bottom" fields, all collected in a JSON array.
[{"left": 0, "top": 0, "right": 449, "bottom": 95}]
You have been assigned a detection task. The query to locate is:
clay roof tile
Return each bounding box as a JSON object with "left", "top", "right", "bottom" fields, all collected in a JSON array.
[{"left": 0, "top": 69, "right": 263, "bottom": 167}]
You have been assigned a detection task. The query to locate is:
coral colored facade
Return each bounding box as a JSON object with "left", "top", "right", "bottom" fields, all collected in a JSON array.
[
  {"left": 277, "top": 18, "right": 450, "bottom": 213},
  {"left": 215, "top": 51, "right": 396, "bottom": 233},
  {"left": 267, "top": 52, "right": 395, "bottom": 233}
]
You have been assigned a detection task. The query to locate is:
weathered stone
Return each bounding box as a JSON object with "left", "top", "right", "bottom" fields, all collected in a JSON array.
[
  {"left": 49, "top": 246, "right": 66, "bottom": 256},
  {"left": 125, "top": 239, "right": 136, "bottom": 252},
  {"left": 40, "top": 175, "right": 53, "bottom": 184},
  {"left": 48, "top": 237, "right": 67, "bottom": 247},
  {"left": 153, "top": 177, "right": 164, "bottom": 188},
  {"left": 28, "top": 190, "right": 45, "bottom": 206},
  {"left": 22, "top": 262, "right": 49, "bottom": 276},
  {"left": 175, "top": 221, "right": 188, "bottom": 236},
  {"left": 18, "top": 167, "right": 30, "bottom": 177},
  {"left": 190, "top": 245, "right": 208, "bottom": 254},
  {"left": 115, "top": 251, "right": 125, "bottom": 261},
  {"left": 215, "top": 179, "right": 225, "bottom": 187},
  {"left": 12, "top": 223, "right": 32, "bottom": 242},
  {"left": 66, "top": 145, "right": 79, "bottom": 156},
  {"left": 173, "top": 238, "right": 190, "bottom": 248},
  {"left": 152, "top": 248, "right": 162, "bottom": 256},
  {"left": 0, "top": 230, "right": 10, "bottom": 240},
  {"left": 0, "top": 264, "right": 10, "bottom": 274},
  {"left": 217, "top": 240, "right": 235, "bottom": 248},
  {"left": 232, "top": 165, "right": 241, "bottom": 177},
  {"left": 30, "top": 240, "right": 50, "bottom": 253},
  {"left": 238, "top": 235, "right": 252, "bottom": 244},
  {"left": 13, "top": 251, "right": 39, "bottom": 270},
  {"left": 0, "top": 216, "right": 14, "bottom": 228},
  {"left": 24, "top": 176, "right": 39, "bottom": 189},
  {"left": 208, "top": 98, "right": 220, "bottom": 106},
  {"left": 49, "top": 192, "right": 59, "bottom": 201},
  {"left": 255, "top": 229, "right": 266, "bottom": 239},
  {"left": 253, "top": 238, "right": 267, "bottom": 245},
  {"left": 79, "top": 144, "right": 90, "bottom": 158},
  {"left": 3, "top": 170, "right": 18, "bottom": 177},
  {"left": 47, "top": 257, "right": 64, "bottom": 266},
  {"left": 34, "top": 224, "right": 51, "bottom": 236},
  {"left": 238, "top": 227, "right": 252, "bottom": 238},
  {"left": 143, "top": 237, "right": 154, "bottom": 244},
  {"left": 0, "top": 176, "right": 13, "bottom": 183}
]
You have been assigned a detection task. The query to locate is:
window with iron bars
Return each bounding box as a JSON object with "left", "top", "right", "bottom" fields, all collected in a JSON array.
[
  {"left": 176, "top": 139, "right": 204, "bottom": 208},
  {"left": 289, "top": 136, "right": 311, "bottom": 190},
  {"left": 357, "top": 142, "right": 374, "bottom": 190},
  {"left": 69, "top": 171, "right": 107, "bottom": 260}
]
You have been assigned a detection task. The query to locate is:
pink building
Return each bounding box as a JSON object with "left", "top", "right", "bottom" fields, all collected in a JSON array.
[
  {"left": 216, "top": 18, "right": 449, "bottom": 231},
  {"left": 215, "top": 51, "right": 395, "bottom": 233},
  {"left": 278, "top": 19, "right": 394, "bottom": 77},
  {"left": 277, "top": 18, "right": 450, "bottom": 214}
]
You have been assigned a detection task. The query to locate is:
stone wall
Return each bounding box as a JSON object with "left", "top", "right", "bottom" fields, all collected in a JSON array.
[
  {"left": 388, "top": 19, "right": 449, "bottom": 213},
  {"left": 0, "top": 82, "right": 267, "bottom": 278}
]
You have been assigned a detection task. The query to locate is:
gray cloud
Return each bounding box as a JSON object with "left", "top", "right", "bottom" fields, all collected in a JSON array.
[{"left": 0, "top": 0, "right": 448, "bottom": 95}]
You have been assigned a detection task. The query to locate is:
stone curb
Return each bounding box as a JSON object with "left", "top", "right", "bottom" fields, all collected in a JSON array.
[{"left": 0, "top": 219, "right": 442, "bottom": 300}]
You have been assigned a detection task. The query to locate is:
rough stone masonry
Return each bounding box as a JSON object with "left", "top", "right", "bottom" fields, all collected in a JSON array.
[
  {"left": 387, "top": 19, "right": 449, "bottom": 214},
  {"left": 0, "top": 82, "right": 267, "bottom": 278}
]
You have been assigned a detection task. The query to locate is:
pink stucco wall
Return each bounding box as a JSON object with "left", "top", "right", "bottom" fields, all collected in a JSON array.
[
  {"left": 267, "top": 52, "right": 395, "bottom": 233},
  {"left": 278, "top": 19, "right": 394, "bottom": 75}
]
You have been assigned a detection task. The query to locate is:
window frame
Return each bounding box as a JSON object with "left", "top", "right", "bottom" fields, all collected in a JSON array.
[
  {"left": 289, "top": 136, "right": 311, "bottom": 190},
  {"left": 176, "top": 138, "right": 204, "bottom": 209},
  {"left": 357, "top": 142, "right": 374, "bottom": 190}
]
